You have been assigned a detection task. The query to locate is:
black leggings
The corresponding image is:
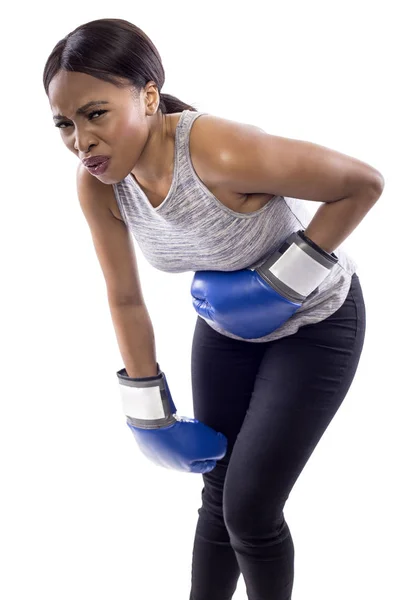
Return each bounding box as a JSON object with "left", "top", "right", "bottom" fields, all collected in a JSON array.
[{"left": 189, "top": 273, "right": 366, "bottom": 600}]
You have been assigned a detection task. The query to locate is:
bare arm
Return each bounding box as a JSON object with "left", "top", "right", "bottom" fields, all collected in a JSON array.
[
  {"left": 76, "top": 164, "right": 158, "bottom": 378},
  {"left": 109, "top": 303, "right": 158, "bottom": 378}
]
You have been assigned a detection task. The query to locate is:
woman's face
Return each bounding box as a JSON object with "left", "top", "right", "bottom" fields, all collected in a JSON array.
[{"left": 48, "top": 70, "right": 159, "bottom": 184}]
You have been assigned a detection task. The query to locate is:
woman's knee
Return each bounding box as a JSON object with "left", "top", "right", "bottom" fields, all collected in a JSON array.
[{"left": 223, "top": 485, "right": 284, "bottom": 541}]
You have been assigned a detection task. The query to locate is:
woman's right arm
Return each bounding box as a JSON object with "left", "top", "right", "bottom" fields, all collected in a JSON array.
[{"left": 76, "top": 164, "right": 158, "bottom": 377}]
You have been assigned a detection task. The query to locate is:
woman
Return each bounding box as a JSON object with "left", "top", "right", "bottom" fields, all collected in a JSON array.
[{"left": 43, "top": 18, "right": 384, "bottom": 600}]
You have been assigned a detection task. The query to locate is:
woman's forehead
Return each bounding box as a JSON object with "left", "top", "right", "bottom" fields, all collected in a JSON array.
[{"left": 48, "top": 72, "right": 124, "bottom": 115}]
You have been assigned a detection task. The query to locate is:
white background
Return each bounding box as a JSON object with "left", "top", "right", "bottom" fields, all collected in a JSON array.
[{"left": 1, "top": 1, "right": 398, "bottom": 598}]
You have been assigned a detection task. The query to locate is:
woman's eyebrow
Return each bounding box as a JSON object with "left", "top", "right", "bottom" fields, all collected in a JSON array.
[{"left": 52, "top": 100, "right": 109, "bottom": 121}]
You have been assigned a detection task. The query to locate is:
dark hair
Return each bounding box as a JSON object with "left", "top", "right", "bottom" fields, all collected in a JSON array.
[{"left": 42, "top": 18, "right": 198, "bottom": 115}]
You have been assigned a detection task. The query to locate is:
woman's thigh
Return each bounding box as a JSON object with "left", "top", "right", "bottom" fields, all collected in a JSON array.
[
  {"left": 191, "top": 312, "right": 267, "bottom": 457},
  {"left": 222, "top": 273, "right": 366, "bottom": 530}
]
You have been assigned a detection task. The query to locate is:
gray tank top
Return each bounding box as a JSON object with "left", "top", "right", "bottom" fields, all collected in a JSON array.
[{"left": 112, "top": 109, "right": 358, "bottom": 343}]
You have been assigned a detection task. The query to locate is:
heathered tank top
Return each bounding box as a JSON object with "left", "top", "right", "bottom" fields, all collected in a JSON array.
[{"left": 112, "top": 109, "right": 358, "bottom": 343}]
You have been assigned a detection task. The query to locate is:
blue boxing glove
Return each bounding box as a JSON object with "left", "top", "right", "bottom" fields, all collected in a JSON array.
[
  {"left": 116, "top": 363, "right": 227, "bottom": 473},
  {"left": 191, "top": 230, "right": 338, "bottom": 339}
]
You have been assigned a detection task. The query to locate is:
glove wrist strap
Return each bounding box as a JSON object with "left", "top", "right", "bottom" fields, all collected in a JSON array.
[
  {"left": 116, "top": 363, "right": 177, "bottom": 429},
  {"left": 256, "top": 230, "right": 338, "bottom": 301}
]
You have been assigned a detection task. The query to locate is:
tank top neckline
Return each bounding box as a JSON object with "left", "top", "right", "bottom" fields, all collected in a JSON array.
[{"left": 126, "top": 109, "right": 193, "bottom": 212}]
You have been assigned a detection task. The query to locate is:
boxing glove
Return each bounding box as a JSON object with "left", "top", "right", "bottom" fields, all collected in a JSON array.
[
  {"left": 191, "top": 230, "right": 338, "bottom": 339},
  {"left": 116, "top": 363, "right": 227, "bottom": 473}
]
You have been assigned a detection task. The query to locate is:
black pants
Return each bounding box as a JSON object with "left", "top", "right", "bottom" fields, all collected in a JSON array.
[{"left": 189, "top": 273, "right": 366, "bottom": 600}]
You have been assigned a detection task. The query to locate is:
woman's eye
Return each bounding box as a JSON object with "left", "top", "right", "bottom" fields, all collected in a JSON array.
[{"left": 55, "top": 110, "right": 107, "bottom": 129}]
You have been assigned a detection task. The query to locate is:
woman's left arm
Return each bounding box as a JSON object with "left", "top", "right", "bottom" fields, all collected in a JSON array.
[
  {"left": 303, "top": 180, "right": 385, "bottom": 254},
  {"left": 195, "top": 116, "right": 385, "bottom": 253}
]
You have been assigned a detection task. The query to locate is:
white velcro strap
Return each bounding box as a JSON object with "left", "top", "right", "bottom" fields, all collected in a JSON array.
[
  {"left": 120, "top": 384, "right": 167, "bottom": 421},
  {"left": 269, "top": 242, "right": 331, "bottom": 297}
]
